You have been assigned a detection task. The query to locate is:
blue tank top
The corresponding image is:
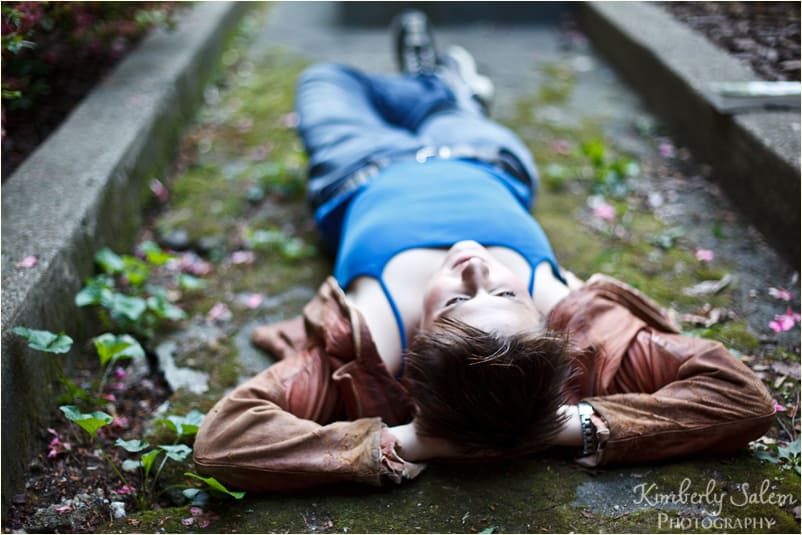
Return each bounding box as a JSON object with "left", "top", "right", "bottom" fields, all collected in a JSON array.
[{"left": 334, "top": 159, "right": 559, "bottom": 350}]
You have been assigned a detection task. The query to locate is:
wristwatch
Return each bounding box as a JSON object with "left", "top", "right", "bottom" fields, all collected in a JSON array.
[{"left": 577, "top": 402, "right": 597, "bottom": 456}]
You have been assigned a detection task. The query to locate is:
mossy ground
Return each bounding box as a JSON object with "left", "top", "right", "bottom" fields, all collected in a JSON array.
[{"left": 103, "top": 6, "right": 799, "bottom": 533}]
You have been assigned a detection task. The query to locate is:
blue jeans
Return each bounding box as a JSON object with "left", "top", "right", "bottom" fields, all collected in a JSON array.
[{"left": 295, "top": 62, "right": 539, "bottom": 251}]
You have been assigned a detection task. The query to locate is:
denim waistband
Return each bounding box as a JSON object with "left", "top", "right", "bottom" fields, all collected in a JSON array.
[{"left": 320, "top": 144, "right": 530, "bottom": 206}]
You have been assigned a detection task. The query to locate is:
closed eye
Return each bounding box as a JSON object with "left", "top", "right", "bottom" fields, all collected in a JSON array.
[
  {"left": 496, "top": 290, "right": 516, "bottom": 298},
  {"left": 445, "top": 296, "right": 469, "bottom": 307}
]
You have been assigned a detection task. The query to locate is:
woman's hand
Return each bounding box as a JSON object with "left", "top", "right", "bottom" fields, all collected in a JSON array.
[
  {"left": 551, "top": 404, "right": 583, "bottom": 447},
  {"left": 387, "top": 422, "right": 462, "bottom": 461}
]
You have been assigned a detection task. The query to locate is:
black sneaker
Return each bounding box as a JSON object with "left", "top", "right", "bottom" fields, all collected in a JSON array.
[{"left": 392, "top": 10, "right": 438, "bottom": 76}]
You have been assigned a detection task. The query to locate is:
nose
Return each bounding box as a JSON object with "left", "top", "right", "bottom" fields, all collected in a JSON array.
[{"left": 461, "top": 257, "right": 489, "bottom": 292}]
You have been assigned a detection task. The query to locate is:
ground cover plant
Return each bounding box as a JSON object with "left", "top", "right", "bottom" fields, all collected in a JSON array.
[
  {"left": 4, "top": 7, "right": 800, "bottom": 534},
  {"left": 1, "top": 1, "right": 178, "bottom": 179}
]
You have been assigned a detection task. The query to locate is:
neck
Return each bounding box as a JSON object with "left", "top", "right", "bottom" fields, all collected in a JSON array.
[{"left": 346, "top": 246, "right": 547, "bottom": 376}]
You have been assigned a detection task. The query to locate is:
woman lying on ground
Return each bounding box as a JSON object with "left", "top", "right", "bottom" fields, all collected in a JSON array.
[{"left": 193, "top": 11, "right": 774, "bottom": 492}]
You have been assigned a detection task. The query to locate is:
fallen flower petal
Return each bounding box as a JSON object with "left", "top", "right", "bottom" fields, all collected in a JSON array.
[
  {"left": 549, "top": 138, "right": 573, "bottom": 155},
  {"left": 113, "top": 366, "right": 127, "bottom": 380},
  {"left": 54, "top": 504, "right": 74, "bottom": 514},
  {"left": 592, "top": 201, "right": 616, "bottom": 222},
  {"left": 115, "top": 485, "right": 136, "bottom": 495},
  {"left": 182, "top": 518, "right": 194, "bottom": 527},
  {"left": 695, "top": 249, "right": 714, "bottom": 262},
  {"left": 280, "top": 111, "right": 299, "bottom": 128},
  {"left": 207, "top": 302, "right": 232, "bottom": 322},
  {"left": 230, "top": 250, "right": 256, "bottom": 265},
  {"left": 768, "top": 287, "right": 793, "bottom": 301},
  {"left": 774, "top": 400, "right": 787, "bottom": 412},
  {"left": 190, "top": 506, "right": 204, "bottom": 517},
  {"left": 16, "top": 255, "right": 38, "bottom": 268},
  {"left": 244, "top": 293, "right": 264, "bottom": 309},
  {"left": 658, "top": 141, "right": 675, "bottom": 158},
  {"left": 149, "top": 178, "right": 169, "bottom": 203}
]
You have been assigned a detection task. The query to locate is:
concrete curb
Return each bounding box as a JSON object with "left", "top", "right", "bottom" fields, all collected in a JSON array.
[
  {"left": 1, "top": 1, "right": 249, "bottom": 513},
  {"left": 578, "top": 1, "right": 800, "bottom": 265}
]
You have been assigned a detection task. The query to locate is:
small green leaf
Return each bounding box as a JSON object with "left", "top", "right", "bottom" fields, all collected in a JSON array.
[
  {"left": 93, "top": 333, "right": 145, "bottom": 368},
  {"left": 185, "top": 472, "right": 246, "bottom": 499},
  {"left": 139, "top": 241, "right": 175, "bottom": 266},
  {"left": 13, "top": 327, "right": 73, "bottom": 354},
  {"left": 159, "top": 444, "right": 192, "bottom": 462},
  {"left": 146, "top": 295, "right": 186, "bottom": 321},
  {"left": 141, "top": 449, "right": 161, "bottom": 479},
  {"left": 115, "top": 438, "right": 150, "bottom": 453},
  {"left": 59, "top": 405, "right": 112, "bottom": 438},
  {"left": 178, "top": 273, "right": 207, "bottom": 290},
  {"left": 75, "top": 275, "right": 114, "bottom": 307},
  {"left": 122, "top": 459, "right": 142, "bottom": 472},
  {"left": 95, "top": 248, "right": 125, "bottom": 274},
  {"left": 121, "top": 255, "right": 150, "bottom": 286},
  {"left": 109, "top": 293, "right": 147, "bottom": 321},
  {"left": 58, "top": 376, "right": 91, "bottom": 403},
  {"left": 157, "top": 410, "right": 205, "bottom": 438}
]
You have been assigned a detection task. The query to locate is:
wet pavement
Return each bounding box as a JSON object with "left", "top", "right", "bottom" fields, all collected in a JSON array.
[{"left": 111, "top": 2, "right": 799, "bottom": 533}]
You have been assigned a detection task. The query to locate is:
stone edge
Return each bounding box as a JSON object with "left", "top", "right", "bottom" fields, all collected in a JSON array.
[
  {"left": 0, "top": 1, "right": 249, "bottom": 514},
  {"left": 577, "top": 1, "right": 800, "bottom": 265}
]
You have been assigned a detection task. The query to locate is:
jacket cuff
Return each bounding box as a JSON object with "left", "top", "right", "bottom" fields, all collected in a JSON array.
[{"left": 379, "top": 427, "right": 427, "bottom": 483}]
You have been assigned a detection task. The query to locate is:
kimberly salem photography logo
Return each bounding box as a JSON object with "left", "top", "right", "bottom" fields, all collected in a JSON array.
[{"left": 632, "top": 477, "right": 797, "bottom": 531}]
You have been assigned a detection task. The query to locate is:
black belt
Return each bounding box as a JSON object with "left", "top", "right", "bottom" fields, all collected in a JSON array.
[{"left": 327, "top": 144, "right": 529, "bottom": 202}]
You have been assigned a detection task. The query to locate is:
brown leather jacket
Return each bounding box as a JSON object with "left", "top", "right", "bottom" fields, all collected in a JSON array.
[{"left": 193, "top": 274, "right": 775, "bottom": 492}]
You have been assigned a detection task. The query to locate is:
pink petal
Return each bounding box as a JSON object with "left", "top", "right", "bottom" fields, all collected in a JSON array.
[
  {"left": 592, "top": 202, "right": 616, "bottom": 221},
  {"left": 113, "top": 366, "right": 127, "bottom": 380},
  {"left": 112, "top": 416, "right": 129, "bottom": 429},
  {"left": 230, "top": 250, "right": 255, "bottom": 265},
  {"left": 207, "top": 302, "right": 232, "bottom": 322},
  {"left": 768, "top": 287, "right": 793, "bottom": 301},
  {"left": 280, "top": 112, "right": 299, "bottom": 128},
  {"left": 549, "top": 139, "right": 572, "bottom": 155},
  {"left": 115, "top": 484, "right": 136, "bottom": 495},
  {"left": 55, "top": 504, "right": 74, "bottom": 514},
  {"left": 48, "top": 449, "right": 58, "bottom": 458},
  {"left": 182, "top": 518, "right": 194, "bottom": 526},
  {"left": 785, "top": 307, "right": 801, "bottom": 322},
  {"left": 190, "top": 507, "right": 204, "bottom": 517},
  {"left": 16, "top": 255, "right": 38, "bottom": 268},
  {"left": 658, "top": 142, "right": 675, "bottom": 158},
  {"left": 774, "top": 400, "right": 787, "bottom": 412},
  {"left": 244, "top": 293, "right": 264, "bottom": 309},
  {"left": 695, "top": 249, "right": 714, "bottom": 262},
  {"left": 101, "top": 393, "right": 116, "bottom": 402},
  {"left": 149, "top": 179, "right": 169, "bottom": 203},
  {"left": 768, "top": 320, "right": 784, "bottom": 333}
]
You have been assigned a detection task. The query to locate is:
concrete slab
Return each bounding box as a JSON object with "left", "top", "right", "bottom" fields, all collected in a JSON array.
[
  {"left": 577, "top": 1, "right": 800, "bottom": 265},
  {"left": 0, "top": 1, "right": 248, "bottom": 514},
  {"left": 106, "top": 2, "right": 798, "bottom": 533}
]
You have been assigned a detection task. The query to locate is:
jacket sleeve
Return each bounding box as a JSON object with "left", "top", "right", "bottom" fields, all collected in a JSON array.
[
  {"left": 550, "top": 275, "right": 775, "bottom": 467},
  {"left": 192, "top": 279, "right": 423, "bottom": 492}
]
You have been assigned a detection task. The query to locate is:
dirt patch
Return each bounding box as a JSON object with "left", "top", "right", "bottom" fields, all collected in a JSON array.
[{"left": 659, "top": 1, "right": 800, "bottom": 81}]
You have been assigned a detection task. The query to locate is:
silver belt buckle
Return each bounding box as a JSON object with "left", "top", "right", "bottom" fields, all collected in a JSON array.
[{"left": 415, "top": 146, "right": 437, "bottom": 163}]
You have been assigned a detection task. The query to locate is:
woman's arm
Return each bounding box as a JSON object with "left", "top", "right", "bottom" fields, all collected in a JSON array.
[{"left": 549, "top": 275, "right": 775, "bottom": 466}]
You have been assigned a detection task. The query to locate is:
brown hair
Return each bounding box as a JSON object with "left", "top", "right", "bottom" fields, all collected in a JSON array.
[{"left": 402, "top": 316, "right": 575, "bottom": 455}]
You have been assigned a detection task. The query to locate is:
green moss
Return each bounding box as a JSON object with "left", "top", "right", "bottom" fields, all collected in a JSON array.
[{"left": 689, "top": 319, "right": 761, "bottom": 353}]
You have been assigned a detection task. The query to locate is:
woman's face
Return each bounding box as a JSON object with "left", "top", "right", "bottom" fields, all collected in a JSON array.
[{"left": 421, "top": 240, "right": 543, "bottom": 333}]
